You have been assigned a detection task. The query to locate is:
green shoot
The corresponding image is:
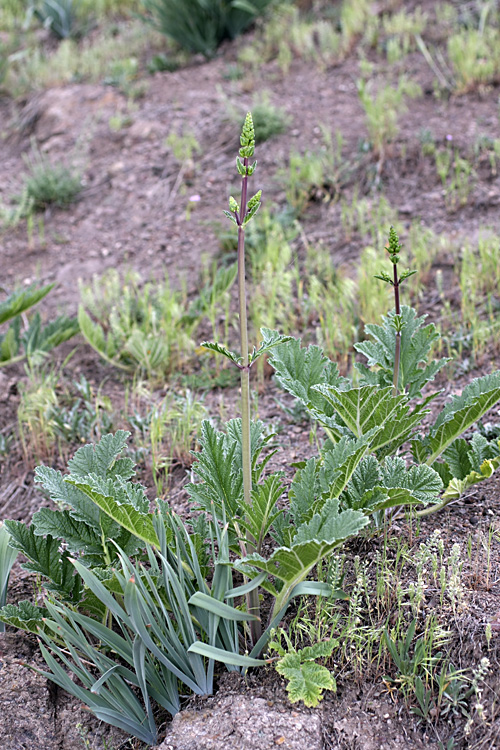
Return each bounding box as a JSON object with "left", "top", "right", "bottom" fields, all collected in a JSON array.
[{"left": 373, "top": 227, "right": 416, "bottom": 395}]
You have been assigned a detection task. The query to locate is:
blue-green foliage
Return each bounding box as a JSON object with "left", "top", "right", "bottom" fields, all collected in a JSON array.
[
  {"left": 354, "top": 306, "right": 449, "bottom": 397},
  {"left": 1, "top": 431, "right": 150, "bottom": 629},
  {"left": 0, "top": 283, "right": 79, "bottom": 367},
  {"left": 269, "top": 316, "right": 500, "bottom": 510},
  {"left": 141, "top": 0, "right": 274, "bottom": 58}
]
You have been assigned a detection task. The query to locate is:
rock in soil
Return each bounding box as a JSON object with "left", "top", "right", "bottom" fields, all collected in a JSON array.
[{"left": 156, "top": 693, "right": 322, "bottom": 750}]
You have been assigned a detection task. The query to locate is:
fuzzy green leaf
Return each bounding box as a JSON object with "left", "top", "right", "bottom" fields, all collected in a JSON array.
[
  {"left": 35, "top": 465, "right": 102, "bottom": 528},
  {"left": 238, "top": 474, "right": 285, "bottom": 551},
  {"left": 64, "top": 476, "right": 159, "bottom": 548},
  {"left": 433, "top": 372, "right": 500, "bottom": 430},
  {"left": 441, "top": 452, "right": 500, "bottom": 501},
  {"left": 4, "top": 521, "right": 77, "bottom": 598},
  {"left": 249, "top": 328, "right": 294, "bottom": 364},
  {"left": 268, "top": 336, "right": 348, "bottom": 438},
  {"left": 31, "top": 508, "right": 103, "bottom": 556},
  {"left": 223, "top": 210, "right": 238, "bottom": 225},
  {"left": 344, "top": 486, "right": 415, "bottom": 513},
  {"left": 275, "top": 653, "right": 336, "bottom": 707},
  {"left": 0, "top": 283, "right": 54, "bottom": 325},
  {"left": 441, "top": 438, "right": 472, "bottom": 480},
  {"left": 288, "top": 458, "right": 319, "bottom": 526},
  {"left": 354, "top": 306, "right": 448, "bottom": 398},
  {"left": 312, "top": 385, "right": 403, "bottom": 439},
  {"left": 200, "top": 341, "right": 241, "bottom": 365},
  {"left": 187, "top": 420, "right": 243, "bottom": 517},
  {"left": 427, "top": 379, "right": 500, "bottom": 465},
  {"left": 0, "top": 600, "right": 49, "bottom": 633},
  {"left": 67, "top": 431, "right": 131, "bottom": 478},
  {"left": 380, "top": 457, "right": 443, "bottom": 503},
  {"left": 320, "top": 436, "right": 371, "bottom": 500},
  {"left": 238, "top": 500, "right": 368, "bottom": 613},
  {"left": 242, "top": 201, "right": 261, "bottom": 225}
]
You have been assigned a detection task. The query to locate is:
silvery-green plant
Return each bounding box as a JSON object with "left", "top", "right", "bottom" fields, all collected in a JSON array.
[
  {"left": 268, "top": 227, "right": 500, "bottom": 520},
  {"left": 0, "top": 432, "right": 266, "bottom": 742},
  {"left": 194, "top": 114, "right": 371, "bottom": 653},
  {"left": 28, "top": 509, "right": 264, "bottom": 744},
  {"left": 141, "top": 0, "right": 273, "bottom": 59}
]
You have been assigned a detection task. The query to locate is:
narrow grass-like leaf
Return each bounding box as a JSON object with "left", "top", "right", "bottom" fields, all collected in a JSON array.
[
  {"left": 0, "top": 521, "right": 18, "bottom": 626},
  {"left": 188, "top": 641, "right": 269, "bottom": 667},
  {"left": 188, "top": 591, "right": 260, "bottom": 621}
]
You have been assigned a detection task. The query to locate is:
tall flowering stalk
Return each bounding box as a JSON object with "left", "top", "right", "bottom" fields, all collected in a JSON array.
[{"left": 223, "top": 113, "right": 262, "bottom": 643}]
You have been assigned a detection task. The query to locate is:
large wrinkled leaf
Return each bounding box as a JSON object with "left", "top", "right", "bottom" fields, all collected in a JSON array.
[
  {"left": 344, "top": 486, "right": 415, "bottom": 513},
  {"left": 237, "top": 474, "right": 285, "bottom": 552},
  {"left": 268, "top": 337, "right": 348, "bottom": 418},
  {"left": 380, "top": 457, "right": 443, "bottom": 504},
  {"left": 275, "top": 652, "right": 336, "bottom": 707},
  {"left": 427, "top": 381, "right": 500, "bottom": 465},
  {"left": 369, "top": 395, "right": 436, "bottom": 456},
  {"left": 187, "top": 420, "right": 242, "bottom": 517},
  {"left": 34, "top": 465, "right": 101, "bottom": 527},
  {"left": 0, "top": 600, "right": 48, "bottom": 633},
  {"left": 354, "top": 306, "right": 448, "bottom": 397},
  {"left": 288, "top": 458, "right": 319, "bottom": 526},
  {"left": 433, "top": 372, "right": 500, "bottom": 432},
  {"left": 341, "top": 456, "right": 381, "bottom": 510},
  {"left": 238, "top": 499, "right": 368, "bottom": 613},
  {"left": 67, "top": 431, "right": 131, "bottom": 478},
  {"left": 320, "top": 436, "right": 371, "bottom": 500},
  {"left": 312, "top": 384, "right": 404, "bottom": 439},
  {"left": 31, "top": 508, "right": 102, "bottom": 555},
  {"left": 65, "top": 476, "right": 159, "bottom": 548},
  {"left": 4, "top": 521, "right": 77, "bottom": 598},
  {"left": 441, "top": 453, "right": 500, "bottom": 502}
]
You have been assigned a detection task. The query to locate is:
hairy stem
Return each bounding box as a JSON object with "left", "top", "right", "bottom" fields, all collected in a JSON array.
[
  {"left": 392, "top": 262, "right": 401, "bottom": 397},
  {"left": 237, "top": 157, "right": 262, "bottom": 644},
  {"left": 415, "top": 497, "right": 455, "bottom": 517}
]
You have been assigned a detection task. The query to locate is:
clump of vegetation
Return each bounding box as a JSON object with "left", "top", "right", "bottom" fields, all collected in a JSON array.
[
  {"left": 0, "top": 283, "right": 79, "bottom": 368},
  {"left": 248, "top": 94, "right": 289, "bottom": 143},
  {"left": 78, "top": 264, "right": 236, "bottom": 378},
  {"left": 140, "top": 0, "right": 274, "bottom": 58},
  {"left": 2, "top": 116, "right": 495, "bottom": 747},
  {"left": 23, "top": 143, "right": 82, "bottom": 209},
  {"left": 30, "top": 0, "right": 86, "bottom": 40},
  {"left": 357, "top": 75, "right": 422, "bottom": 157}
]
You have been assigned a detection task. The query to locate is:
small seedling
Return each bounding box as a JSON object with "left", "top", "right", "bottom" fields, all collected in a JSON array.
[{"left": 268, "top": 628, "right": 337, "bottom": 707}]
